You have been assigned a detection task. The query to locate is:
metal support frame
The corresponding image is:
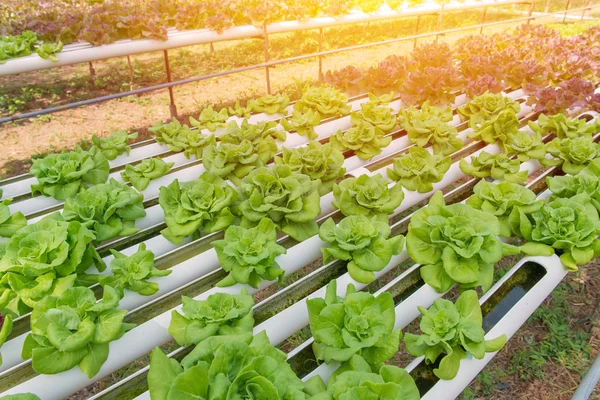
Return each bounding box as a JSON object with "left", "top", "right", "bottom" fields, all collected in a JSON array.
[
  {"left": 564, "top": 0, "right": 572, "bottom": 21},
  {"left": 435, "top": 4, "right": 444, "bottom": 43},
  {"left": 318, "top": 28, "right": 324, "bottom": 81},
  {"left": 163, "top": 50, "right": 178, "bottom": 119},
  {"left": 527, "top": 0, "right": 535, "bottom": 23},
  {"left": 413, "top": 15, "right": 421, "bottom": 49},
  {"left": 480, "top": 6, "right": 488, "bottom": 33},
  {"left": 88, "top": 61, "right": 96, "bottom": 82},
  {"left": 127, "top": 55, "right": 135, "bottom": 91},
  {"left": 0, "top": 2, "right": 596, "bottom": 125},
  {"left": 545, "top": 0, "right": 551, "bottom": 12},
  {"left": 263, "top": 24, "right": 272, "bottom": 95}
]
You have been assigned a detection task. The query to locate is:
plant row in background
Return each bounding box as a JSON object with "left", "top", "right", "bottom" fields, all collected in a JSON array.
[
  {"left": 1, "top": 0, "right": 469, "bottom": 59},
  {"left": 1, "top": 23, "right": 600, "bottom": 399},
  {"left": 324, "top": 24, "right": 600, "bottom": 112}
]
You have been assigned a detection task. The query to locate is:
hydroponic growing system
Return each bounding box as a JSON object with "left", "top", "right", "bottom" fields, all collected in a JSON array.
[{"left": 0, "top": 5, "right": 600, "bottom": 400}]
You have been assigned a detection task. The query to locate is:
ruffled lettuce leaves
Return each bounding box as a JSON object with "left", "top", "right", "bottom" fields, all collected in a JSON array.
[
  {"left": 189, "top": 106, "right": 229, "bottom": 132},
  {"left": 247, "top": 93, "right": 290, "bottom": 115},
  {"left": 459, "top": 151, "right": 528, "bottom": 183},
  {"left": 294, "top": 86, "right": 351, "bottom": 118},
  {"left": 30, "top": 146, "right": 109, "bottom": 201},
  {"left": 319, "top": 215, "right": 404, "bottom": 284},
  {"left": 330, "top": 121, "right": 392, "bottom": 160},
  {"left": 62, "top": 178, "right": 146, "bottom": 242},
  {"left": 237, "top": 165, "right": 321, "bottom": 241},
  {"left": 212, "top": 218, "right": 286, "bottom": 288},
  {"left": 92, "top": 130, "right": 138, "bottom": 161},
  {"left": 168, "top": 289, "right": 254, "bottom": 346},
  {"left": 307, "top": 280, "right": 402, "bottom": 368},
  {"left": 404, "top": 290, "right": 506, "bottom": 380},
  {"left": 332, "top": 173, "right": 403, "bottom": 219},
  {"left": 159, "top": 173, "right": 237, "bottom": 244},
  {"left": 280, "top": 109, "right": 321, "bottom": 140},
  {"left": 274, "top": 141, "right": 345, "bottom": 196},
  {"left": 150, "top": 119, "right": 216, "bottom": 159},
  {"left": 544, "top": 136, "right": 600, "bottom": 175},
  {"left": 120, "top": 157, "right": 174, "bottom": 191},
  {"left": 387, "top": 146, "right": 451, "bottom": 193}
]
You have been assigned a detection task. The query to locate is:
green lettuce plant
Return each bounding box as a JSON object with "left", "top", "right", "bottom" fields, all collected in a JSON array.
[
  {"left": 212, "top": 218, "right": 286, "bottom": 288},
  {"left": 227, "top": 100, "right": 251, "bottom": 118},
  {"left": 332, "top": 174, "right": 403, "bottom": 219},
  {"left": 387, "top": 146, "right": 451, "bottom": 193},
  {"left": 148, "top": 331, "right": 310, "bottom": 400},
  {"left": 547, "top": 159, "right": 600, "bottom": 212},
  {"left": 92, "top": 130, "right": 138, "bottom": 161},
  {"left": 159, "top": 174, "right": 237, "bottom": 244},
  {"left": 150, "top": 119, "right": 216, "bottom": 159},
  {"left": 220, "top": 119, "right": 285, "bottom": 144},
  {"left": 99, "top": 243, "right": 171, "bottom": 298},
  {"left": 0, "top": 200, "right": 26, "bottom": 239},
  {"left": 168, "top": 290, "right": 254, "bottom": 346},
  {"left": 189, "top": 106, "right": 229, "bottom": 132},
  {"left": 0, "top": 394, "right": 40, "bottom": 400},
  {"left": 120, "top": 157, "right": 174, "bottom": 191},
  {"left": 23, "top": 286, "right": 135, "bottom": 378},
  {"left": 457, "top": 92, "right": 520, "bottom": 123},
  {"left": 280, "top": 109, "right": 321, "bottom": 140},
  {"left": 63, "top": 178, "right": 146, "bottom": 242},
  {"left": 467, "top": 108, "right": 519, "bottom": 145},
  {"left": 367, "top": 92, "right": 395, "bottom": 106},
  {"left": 307, "top": 354, "right": 420, "bottom": 400},
  {"left": 307, "top": 280, "right": 402, "bottom": 367},
  {"left": 30, "top": 146, "right": 110, "bottom": 200},
  {"left": 330, "top": 122, "right": 392, "bottom": 160},
  {"left": 203, "top": 139, "right": 271, "bottom": 185},
  {"left": 294, "top": 86, "right": 351, "bottom": 118},
  {"left": 36, "top": 41, "right": 63, "bottom": 62},
  {"left": 459, "top": 151, "right": 528, "bottom": 183},
  {"left": 319, "top": 215, "right": 404, "bottom": 283},
  {"left": 398, "top": 102, "right": 462, "bottom": 156},
  {"left": 510, "top": 193, "right": 600, "bottom": 271},
  {"left": 544, "top": 136, "right": 600, "bottom": 175},
  {"left": 404, "top": 290, "right": 507, "bottom": 380},
  {"left": 274, "top": 141, "right": 345, "bottom": 196},
  {"left": 149, "top": 119, "right": 190, "bottom": 147},
  {"left": 466, "top": 180, "right": 544, "bottom": 238},
  {"left": 237, "top": 165, "right": 321, "bottom": 241},
  {"left": 0, "top": 313, "right": 13, "bottom": 365},
  {"left": 351, "top": 103, "right": 397, "bottom": 134},
  {"left": 0, "top": 214, "right": 105, "bottom": 317},
  {"left": 247, "top": 93, "right": 290, "bottom": 115},
  {"left": 528, "top": 113, "right": 598, "bottom": 139},
  {"left": 500, "top": 130, "right": 547, "bottom": 162},
  {"left": 407, "top": 191, "right": 514, "bottom": 293}
]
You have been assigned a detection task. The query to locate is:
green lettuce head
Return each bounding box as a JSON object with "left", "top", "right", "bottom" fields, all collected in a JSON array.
[
  {"left": 407, "top": 191, "right": 513, "bottom": 293},
  {"left": 99, "top": 243, "right": 171, "bottom": 298},
  {"left": 120, "top": 157, "right": 174, "bottom": 191},
  {"left": 399, "top": 102, "right": 462, "bottom": 156},
  {"left": 247, "top": 93, "right": 290, "bottom": 115},
  {"left": 92, "top": 130, "right": 138, "bottom": 160},
  {"left": 351, "top": 102, "right": 397, "bottom": 133},
  {"left": 62, "top": 178, "right": 146, "bottom": 242},
  {"left": 528, "top": 113, "right": 597, "bottom": 139},
  {"left": 330, "top": 121, "right": 392, "bottom": 160},
  {"left": 319, "top": 215, "right": 404, "bottom": 283},
  {"left": 24, "top": 286, "right": 135, "bottom": 378},
  {"left": 547, "top": 159, "right": 600, "bottom": 213},
  {"left": 30, "top": 146, "right": 109, "bottom": 200},
  {"left": 237, "top": 165, "right": 321, "bottom": 242},
  {"left": 148, "top": 331, "right": 310, "bottom": 400},
  {"left": 202, "top": 139, "right": 271, "bottom": 185},
  {"left": 159, "top": 173, "right": 237, "bottom": 244},
  {"left": 212, "top": 218, "right": 286, "bottom": 288},
  {"left": 294, "top": 86, "right": 351, "bottom": 118},
  {"left": 511, "top": 193, "right": 600, "bottom": 271},
  {"left": 274, "top": 141, "right": 345, "bottom": 196},
  {"left": 467, "top": 108, "right": 519, "bottom": 145},
  {"left": 387, "top": 146, "right": 451, "bottom": 193},
  {"left": 333, "top": 173, "right": 403, "bottom": 219},
  {"left": 308, "top": 355, "right": 420, "bottom": 400},
  {"left": 280, "top": 109, "right": 321, "bottom": 140},
  {"left": 169, "top": 289, "right": 254, "bottom": 346},
  {"left": 544, "top": 136, "right": 600, "bottom": 175},
  {"left": 0, "top": 213, "right": 105, "bottom": 317},
  {"left": 457, "top": 91, "right": 520, "bottom": 123},
  {"left": 459, "top": 151, "right": 528, "bottom": 183},
  {"left": 307, "top": 280, "right": 402, "bottom": 367},
  {"left": 189, "top": 106, "right": 229, "bottom": 132},
  {"left": 404, "top": 290, "right": 506, "bottom": 380}
]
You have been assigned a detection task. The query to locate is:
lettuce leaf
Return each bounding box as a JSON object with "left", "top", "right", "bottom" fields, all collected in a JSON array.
[
  {"left": 459, "top": 151, "right": 528, "bottom": 183},
  {"left": 120, "top": 157, "right": 174, "bottom": 191},
  {"left": 332, "top": 173, "right": 403, "bottom": 219},
  {"left": 387, "top": 146, "right": 451, "bottom": 193},
  {"left": 189, "top": 106, "right": 229, "bottom": 132},
  {"left": 330, "top": 121, "right": 392, "bottom": 160},
  {"left": 92, "top": 130, "right": 138, "bottom": 161}
]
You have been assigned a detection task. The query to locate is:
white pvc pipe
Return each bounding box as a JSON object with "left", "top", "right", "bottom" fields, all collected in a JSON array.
[{"left": 0, "top": 0, "right": 521, "bottom": 77}]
